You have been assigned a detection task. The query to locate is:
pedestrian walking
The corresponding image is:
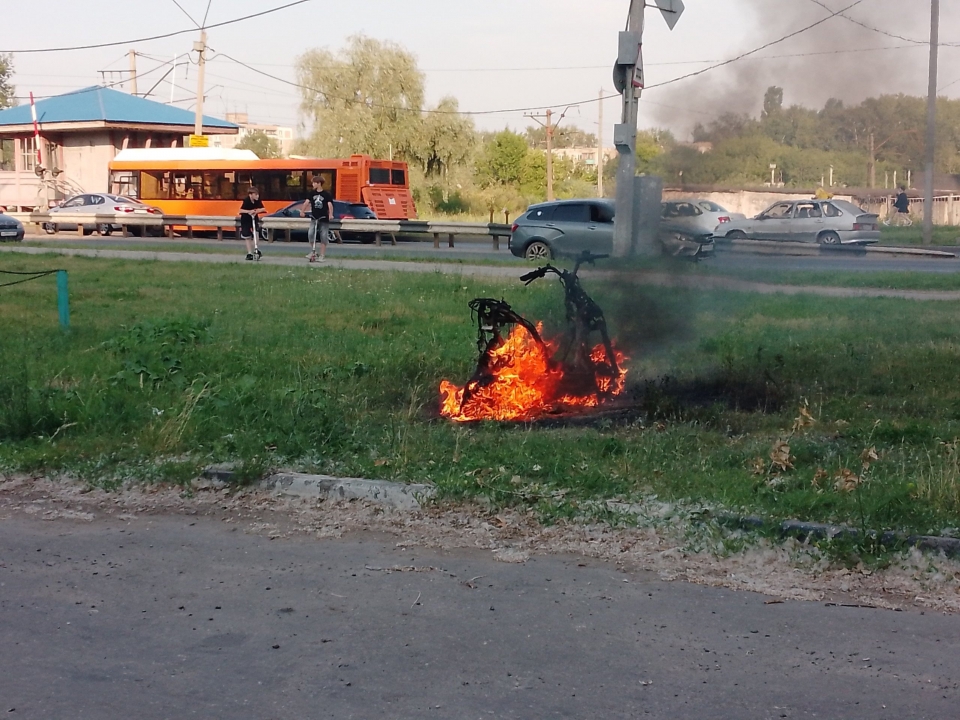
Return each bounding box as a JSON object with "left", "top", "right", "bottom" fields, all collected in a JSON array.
[
  {"left": 239, "top": 186, "right": 266, "bottom": 260},
  {"left": 887, "top": 186, "right": 912, "bottom": 226},
  {"left": 300, "top": 175, "right": 334, "bottom": 263}
]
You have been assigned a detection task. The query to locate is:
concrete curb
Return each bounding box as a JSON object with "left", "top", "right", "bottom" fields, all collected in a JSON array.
[
  {"left": 721, "top": 238, "right": 957, "bottom": 259},
  {"left": 202, "top": 466, "right": 434, "bottom": 511},
  {"left": 714, "top": 514, "right": 960, "bottom": 558}
]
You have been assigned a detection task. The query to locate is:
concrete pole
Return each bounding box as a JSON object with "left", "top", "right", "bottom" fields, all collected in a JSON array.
[
  {"left": 194, "top": 30, "right": 208, "bottom": 137},
  {"left": 923, "top": 0, "right": 939, "bottom": 245},
  {"left": 128, "top": 50, "right": 138, "bottom": 96},
  {"left": 597, "top": 89, "right": 604, "bottom": 198},
  {"left": 546, "top": 109, "right": 554, "bottom": 202},
  {"left": 613, "top": 1, "right": 645, "bottom": 258}
]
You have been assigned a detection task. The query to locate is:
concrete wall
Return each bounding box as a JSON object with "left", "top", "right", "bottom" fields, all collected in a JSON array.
[{"left": 0, "top": 172, "right": 43, "bottom": 210}]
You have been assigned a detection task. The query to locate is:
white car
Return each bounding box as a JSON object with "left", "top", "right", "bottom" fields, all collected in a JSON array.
[{"left": 43, "top": 193, "right": 163, "bottom": 236}]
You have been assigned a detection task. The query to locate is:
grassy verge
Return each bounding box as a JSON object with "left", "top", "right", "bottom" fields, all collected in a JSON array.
[
  {"left": 878, "top": 225, "right": 960, "bottom": 246},
  {"left": 3, "top": 254, "right": 960, "bottom": 541}
]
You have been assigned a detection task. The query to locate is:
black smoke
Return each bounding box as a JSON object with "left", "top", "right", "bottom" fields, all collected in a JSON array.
[{"left": 645, "top": 0, "right": 960, "bottom": 137}]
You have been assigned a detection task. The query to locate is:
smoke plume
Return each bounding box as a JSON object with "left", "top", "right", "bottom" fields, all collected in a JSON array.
[{"left": 645, "top": 0, "right": 960, "bottom": 137}]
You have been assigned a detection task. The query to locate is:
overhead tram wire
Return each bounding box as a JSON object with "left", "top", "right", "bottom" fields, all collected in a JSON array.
[
  {"left": 10, "top": 57, "right": 179, "bottom": 101},
  {"left": 169, "top": 0, "right": 201, "bottom": 29},
  {"left": 0, "top": 0, "right": 313, "bottom": 54}
]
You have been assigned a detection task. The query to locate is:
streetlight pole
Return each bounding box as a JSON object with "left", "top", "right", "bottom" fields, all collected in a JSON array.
[
  {"left": 923, "top": 0, "right": 939, "bottom": 245},
  {"left": 194, "top": 30, "right": 208, "bottom": 137}
]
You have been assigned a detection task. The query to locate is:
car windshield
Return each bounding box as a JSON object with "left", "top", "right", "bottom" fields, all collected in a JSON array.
[
  {"left": 831, "top": 199, "right": 866, "bottom": 215},
  {"left": 108, "top": 195, "right": 137, "bottom": 204},
  {"left": 697, "top": 201, "right": 726, "bottom": 213}
]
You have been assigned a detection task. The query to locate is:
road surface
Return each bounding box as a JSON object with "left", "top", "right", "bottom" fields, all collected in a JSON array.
[{"left": 2, "top": 510, "right": 958, "bottom": 719}]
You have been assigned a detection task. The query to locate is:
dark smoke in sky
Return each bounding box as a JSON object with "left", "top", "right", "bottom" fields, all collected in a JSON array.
[{"left": 644, "top": 0, "right": 959, "bottom": 138}]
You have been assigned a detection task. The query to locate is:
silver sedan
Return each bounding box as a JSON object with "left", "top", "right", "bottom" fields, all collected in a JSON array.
[
  {"left": 43, "top": 193, "right": 162, "bottom": 236},
  {"left": 715, "top": 199, "right": 880, "bottom": 245},
  {"left": 661, "top": 200, "right": 745, "bottom": 236}
]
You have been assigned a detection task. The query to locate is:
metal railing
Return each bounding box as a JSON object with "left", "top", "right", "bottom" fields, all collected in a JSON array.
[{"left": 8, "top": 211, "right": 514, "bottom": 249}]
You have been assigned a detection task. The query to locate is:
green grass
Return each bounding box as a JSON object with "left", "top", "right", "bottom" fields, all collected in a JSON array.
[
  {"left": 878, "top": 225, "right": 960, "bottom": 246},
  {"left": 4, "top": 254, "right": 960, "bottom": 540}
]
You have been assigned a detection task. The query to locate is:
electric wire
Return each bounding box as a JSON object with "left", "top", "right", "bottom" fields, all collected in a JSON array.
[
  {"left": 169, "top": 0, "right": 201, "bottom": 29},
  {"left": 0, "top": 0, "right": 313, "bottom": 54},
  {"left": 0, "top": 269, "right": 60, "bottom": 289},
  {"left": 805, "top": 0, "right": 959, "bottom": 47},
  {"left": 645, "top": 0, "right": 866, "bottom": 90}
]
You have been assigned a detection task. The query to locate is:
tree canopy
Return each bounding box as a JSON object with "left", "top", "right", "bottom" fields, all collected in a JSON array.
[
  {"left": 235, "top": 130, "right": 282, "bottom": 159},
  {"left": 0, "top": 54, "right": 15, "bottom": 110}
]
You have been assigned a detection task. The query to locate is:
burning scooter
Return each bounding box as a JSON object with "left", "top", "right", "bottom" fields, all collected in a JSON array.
[{"left": 440, "top": 252, "right": 627, "bottom": 422}]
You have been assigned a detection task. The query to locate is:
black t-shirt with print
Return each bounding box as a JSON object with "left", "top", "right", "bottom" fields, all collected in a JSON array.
[
  {"left": 239, "top": 197, "right": 265, "bottom": 232},
  {"left": 307, "top": 190, "right": 334, "bottom": 221}
]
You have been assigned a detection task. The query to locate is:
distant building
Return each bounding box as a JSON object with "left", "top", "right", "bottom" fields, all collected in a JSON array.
[
  {"left": 0, "top": 86, "right": 237, "bottom": 210},
  {"left": 552, "top": 146, "right": 617, "bottom": 168},
  {"left": 209, "top": 113, "right": 295, "bottom": 157}
]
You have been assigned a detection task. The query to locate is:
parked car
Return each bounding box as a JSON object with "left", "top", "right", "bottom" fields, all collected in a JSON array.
[
  {"left": 715, "top": 199, "right": 880, "bottom": 245},
  {"left": 508, "top": 199, "right": 713, "bottom": 261},
  {"left": 0, "top": 208, "right": 24, "bottom": 242},
  {"left": 661, "top": 200, "right": 745, "bottom": 237},
  {"left": 43, "top": 193, "right": 163, "bottom": 236},
  {"left": 265, "top": 200, "right": 378, "bottom": 242}
]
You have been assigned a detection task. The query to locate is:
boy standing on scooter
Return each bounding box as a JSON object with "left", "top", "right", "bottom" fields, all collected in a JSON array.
[
  {"left": 239, "top": 186, "right": 266, "bottom": 260},
  {"left": 300, "top": 175, "right": 333, "bottom": 262}
]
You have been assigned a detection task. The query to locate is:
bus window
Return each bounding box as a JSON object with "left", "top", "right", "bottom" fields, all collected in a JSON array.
[
  {"left": 110, "top": 171, "right": 139, "bottom": 198},
  {"left": 369, "top": 168, "right": 390, "bottom": 185},
  {"left": 139, "top": 171, "right": 170, "bottom": 200},
  {"left": 391, "top": 169, "right": 406, "bottom": 186},
  {"left": 285, "top": 171, "right": 305, "bottom": 200}
]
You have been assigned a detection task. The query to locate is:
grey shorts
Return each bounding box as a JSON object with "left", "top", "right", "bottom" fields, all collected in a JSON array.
[{"left": 309, "top": 218, "right": 330, "bottom": 244}]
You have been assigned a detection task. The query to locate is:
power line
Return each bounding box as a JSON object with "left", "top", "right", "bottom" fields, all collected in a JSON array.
[
  {"left": 0, "top": 0, "right": 313, "bottom": 54},
  {"left": 202, "top": 0, "right": 214, "bottom": 29},
  {"left": 805, "top": 0, "right": 959, "bottom": 47},
  {"left": 169, "top": 0, "right": 201, "bottom": 29},
  {"left": 645, "top": 0, "right": 867, "bottom": 90}
]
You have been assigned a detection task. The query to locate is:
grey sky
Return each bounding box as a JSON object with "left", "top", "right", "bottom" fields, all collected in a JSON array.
[{"left": 6, "top": 0, "right": 958, "bottom": 142}]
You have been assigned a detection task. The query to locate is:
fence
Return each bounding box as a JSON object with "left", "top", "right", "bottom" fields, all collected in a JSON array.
[{"left": 8, "top": 212, "right": 514, "bottom": 250}]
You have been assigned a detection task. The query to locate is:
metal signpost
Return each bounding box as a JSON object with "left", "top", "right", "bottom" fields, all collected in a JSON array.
[{"left": 612, "top": 0, "right": 684, "bottom": 257}]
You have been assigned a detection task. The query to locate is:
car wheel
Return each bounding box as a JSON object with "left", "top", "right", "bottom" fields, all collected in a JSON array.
[
  {"left": 818, "top": 231, "right": 841, "bottom": 245},
  {"left": 726, "top": 230, "right": 746, "bottom": 240},
  {"left": 97, "top": 223, "right": 112, "bottom": 236},
  {"left": 524, "top": 240, "right": 552, "bottom": 261},
  {"left": 43, "top": 222, "right": 57, "bottom": 235}
]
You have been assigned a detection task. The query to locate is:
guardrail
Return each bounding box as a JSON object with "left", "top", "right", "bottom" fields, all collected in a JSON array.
[{"left": 8, "top": 212, "right": 514, "bottom": 250}]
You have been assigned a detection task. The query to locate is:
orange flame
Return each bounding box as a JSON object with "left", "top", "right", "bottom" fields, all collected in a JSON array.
[{"left": 440, "top": 323, "right": 627, "bottom": 422}]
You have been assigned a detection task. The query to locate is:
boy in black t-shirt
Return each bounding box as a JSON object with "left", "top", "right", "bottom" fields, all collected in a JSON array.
[
  {"left": 239, "top": 186, "right": 266, "bottom": 260},
  {"left": 299, "top": 175, "right": 334, "bottom": 263}
]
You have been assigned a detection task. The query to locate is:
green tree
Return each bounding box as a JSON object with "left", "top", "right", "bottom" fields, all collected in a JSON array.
[
  {"left": 296, "top": 35, "right": 424, "bottom": 160},
  {"left": 475, "top": 130, "right": 528, "bottom": 187},
  {"left": 412, "top": 97, "right": 477, "bottom": 180},
  {"left": 761, "top": 86, "right": 783, "bottom": 120},
  {"left": 235, "top": 129, "right": 282, "bottom": 159},
  {"left": 0, "top": 54, "right": 15, "bottom": 109}
]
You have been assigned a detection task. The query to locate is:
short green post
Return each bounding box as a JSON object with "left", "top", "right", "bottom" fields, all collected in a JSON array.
[{"left": 57, "top": 270, "right": 70, "bottom": 330}]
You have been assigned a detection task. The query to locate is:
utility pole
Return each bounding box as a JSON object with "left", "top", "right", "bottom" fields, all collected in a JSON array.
[
  {"left": 194, "top": 30, "right": 208, "bottom": 137},
  {"left": 612, "top": 1, "right": 645, "bottom": 257},
  {"left": 869, "top": 133, "right": 875, "bottom": 188},
  {"left": 527, "top": 107, "right": 570, "bottom": 202},
  {"left": 128, "top": 50, "right": 138, "bottom": 96},
  {"left": 597, "top": 90, "right": 604, "bottom": 198},
  {"left": 923, "top": 0, "right": 939, "bottom": 245}
]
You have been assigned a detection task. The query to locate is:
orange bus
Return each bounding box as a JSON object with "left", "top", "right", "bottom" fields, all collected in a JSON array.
[{"left": 107, "top": 148, "right": 417, "bottom": 219}]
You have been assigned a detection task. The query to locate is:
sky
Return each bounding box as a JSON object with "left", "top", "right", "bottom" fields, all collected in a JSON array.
[{"left": 5, "top": 0, "right": 960, "bottom": 144}]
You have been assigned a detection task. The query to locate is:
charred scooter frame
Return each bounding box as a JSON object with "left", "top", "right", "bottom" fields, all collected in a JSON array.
[
  {"left": 520, "top": 251, "right": 621, "bottom": 396},
  {"left": 458, "top": 251, "right": 620, "bottom": 410}
]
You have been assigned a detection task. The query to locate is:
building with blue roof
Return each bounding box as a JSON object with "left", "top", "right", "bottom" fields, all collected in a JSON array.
[{"left": 0, "top": 86, "right": 238, "bottom": 210}]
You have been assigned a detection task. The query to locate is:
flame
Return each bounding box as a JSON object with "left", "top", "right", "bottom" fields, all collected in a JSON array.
[{"left": 440, "top": 323, "right": 627, "bottom": 422}]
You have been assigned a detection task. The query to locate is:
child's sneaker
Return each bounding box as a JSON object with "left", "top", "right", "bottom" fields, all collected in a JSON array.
[
  {"left": 317, "top": 255, "right": 326, "bottom": 262},
  {"left": 245, "top": 253, "right": 254, "bottom": 261}
]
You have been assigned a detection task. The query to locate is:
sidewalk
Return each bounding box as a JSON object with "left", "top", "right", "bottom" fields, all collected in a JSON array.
[{"left": 5, "top": 243, "right": 960, "bottom": 301}]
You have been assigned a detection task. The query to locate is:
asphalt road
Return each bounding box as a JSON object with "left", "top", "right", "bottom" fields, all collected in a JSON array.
[
  {"left": 17, "top": 232, "right": 960, "bottom": 274},
  {"left": 2, "top": 512, "right": 958, "bottom": 719}
]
